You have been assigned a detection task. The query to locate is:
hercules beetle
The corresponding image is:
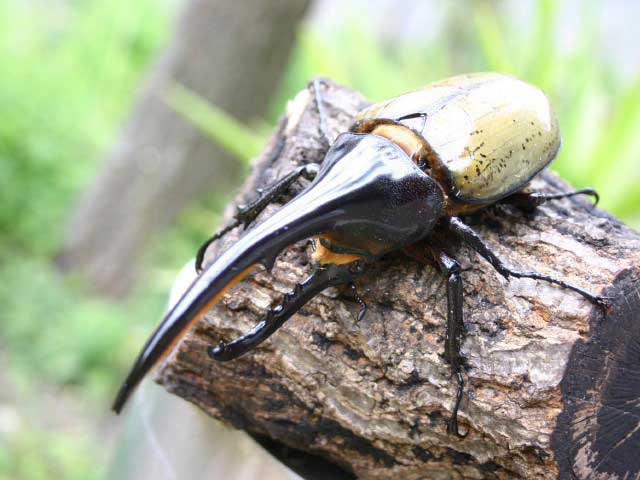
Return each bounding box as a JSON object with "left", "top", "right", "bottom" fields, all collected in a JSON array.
[{"left": 113, "top": 73, "right": 609, "bottom": 436}]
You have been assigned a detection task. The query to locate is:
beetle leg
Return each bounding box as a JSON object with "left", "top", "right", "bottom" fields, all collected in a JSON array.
[
  {"left": 446, "top": 217, "right": 610, "bottom": 310},
  {"left": 404, "top": 242, "right": 468, "bottom": 438},
  {"left": 348, "top": 282, "right": 367, "bottom": 322},
  {"left": 503, "top": 187, "right": 599, "bottom": 210},
  {"left": 208, "top": 260, "right": 366, "bottom": 361},
  {"left": 436, "top": 252, "right": 467, "bottom": 438},
  {"left": 396, "top": 112, "right": 428, "bottom": 135},
  {"left": 313, "top": 78, "right": 332, "bottom": 146},
  {"left": 195, "top": 162, "right": 320, "bottom": 272}
]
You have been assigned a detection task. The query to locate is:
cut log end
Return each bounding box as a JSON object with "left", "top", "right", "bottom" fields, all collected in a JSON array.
[
  {"left": 156, "top": 79, "right": 640, "bottom": 479},
  {"left": 553, "top": 269, "right": 640, "bottom": 480}
]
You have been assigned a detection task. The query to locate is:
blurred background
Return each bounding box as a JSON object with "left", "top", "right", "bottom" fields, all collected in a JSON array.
[{"left": 1, "top": 0, "right": 639, "bottom": 478}]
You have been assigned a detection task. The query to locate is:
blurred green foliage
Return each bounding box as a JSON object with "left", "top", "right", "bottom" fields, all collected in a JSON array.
[
  {"left": 0, "top": 0, "right": 174, "bottom": 363},
  {"left": 0, "top": 0, "right": 169, "bottom": 257},
  {"left": 0, "top": 0, "right": 174, "bottom": 477},
  {"left": 1, "top": 0, "right": 639, "bottom": 479},
  {"left": 273, "top": 2, "right": 640, "bottom": 226},
  {"left": 0, "top": 420, "right": 101, "bottom": 480}
]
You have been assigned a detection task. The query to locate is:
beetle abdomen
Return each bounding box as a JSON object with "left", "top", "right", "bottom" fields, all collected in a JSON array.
[{"left": 353, "top": 73, "right": 560, "bottom": 204}]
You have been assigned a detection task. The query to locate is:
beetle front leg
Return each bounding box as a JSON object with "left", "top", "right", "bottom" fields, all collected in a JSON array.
[
  {"left": 446, "top": 217, "right": 610, "bottom": 309},
  {"left": 209, "top": 260, "right": 365, "bottom": 361},
  {"left": 195, "top": 162, "right": 320, "bottom": 272}
]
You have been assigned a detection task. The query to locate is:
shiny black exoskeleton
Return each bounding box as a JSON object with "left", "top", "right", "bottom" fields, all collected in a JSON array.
[{"left": 113, "top": 75, "right": 609, "bottom": 438}]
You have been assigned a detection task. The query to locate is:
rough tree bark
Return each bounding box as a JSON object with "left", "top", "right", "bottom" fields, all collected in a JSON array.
[
  {"left": 156, "top": 80, "right": 640, "bottom": 479},
  {"left": 60, "top": 0, "right": 310, "bottom": 296}
]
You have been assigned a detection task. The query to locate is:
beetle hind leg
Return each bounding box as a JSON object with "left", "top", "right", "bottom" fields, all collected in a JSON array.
[
  {"left": 503, "top": 187, "right": 599, "bottom": 210},
  {"left": 195, "top": 162, "right": 320, "bottom": 272},
  {"left": 209, "top": 261, "right": 365, "bottom": 361},
  {"left": 447, "top": 217, "right": 610, "bottom": 310}
]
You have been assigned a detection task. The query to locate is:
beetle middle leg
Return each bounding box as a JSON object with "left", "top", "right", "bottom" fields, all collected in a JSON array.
[
  {"left": 195, "top": 162, "right": 320, "bottom": 272},
  {"left": 208, "top": 260, "right": 366, "bottom": 361},
  {"left": 446, "top": 216, "right": 610, "bottom": 309},
  {"left": 403, "top": 242, "right": 468, "bottom": 438}
]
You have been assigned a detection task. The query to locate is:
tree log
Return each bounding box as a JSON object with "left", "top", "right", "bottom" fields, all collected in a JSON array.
[{"left": 156, "top": 80, "right": 640, "bottom": 479}]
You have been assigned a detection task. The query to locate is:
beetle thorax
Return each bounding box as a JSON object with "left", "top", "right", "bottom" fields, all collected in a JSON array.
[
  {"left": 301, "top": 133, "right": 445, "bottom": 258},
  {"left": 371, "top": 124, "right": 424, "bottom": 162}
]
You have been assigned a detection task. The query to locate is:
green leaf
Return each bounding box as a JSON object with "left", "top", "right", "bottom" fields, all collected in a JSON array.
[{"left": 165, "top": 83, "right": 263, "bottom": 163}]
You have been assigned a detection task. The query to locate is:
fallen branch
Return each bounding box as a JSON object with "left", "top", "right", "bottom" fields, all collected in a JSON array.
[{"left": 157, "top": 80, "right": 640, "bottom": 480}]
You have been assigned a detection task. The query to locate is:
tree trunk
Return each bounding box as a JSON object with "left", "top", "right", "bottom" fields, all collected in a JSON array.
[
  {"left": 60, "top": 0, "right": 310, "bottom": 296},
  {"left": 156, "top": 80, "right": 640, "bottom": 479}
]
